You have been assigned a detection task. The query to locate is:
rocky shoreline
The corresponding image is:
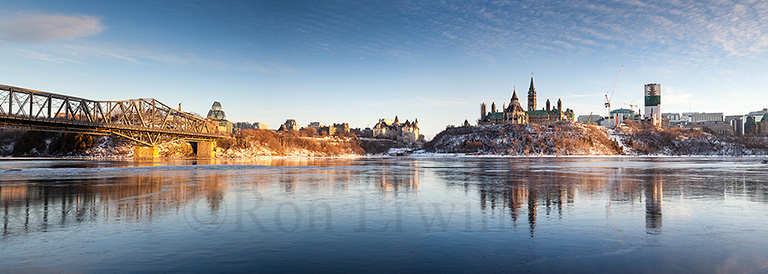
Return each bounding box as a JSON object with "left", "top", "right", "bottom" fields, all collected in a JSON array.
[
  {"left": 424, "top": 122, "right": 768, "bottom": 156},
  {"left": 3, "top": 122, "right": 768, "bottom": 159}
]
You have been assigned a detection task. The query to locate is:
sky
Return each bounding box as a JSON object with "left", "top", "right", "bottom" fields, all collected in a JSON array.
[{"left": 2, "top": 0, "right": 768, "bottom": 138}]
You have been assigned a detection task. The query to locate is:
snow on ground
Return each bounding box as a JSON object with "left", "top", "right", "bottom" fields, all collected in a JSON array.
[
  {"left": 83, "top": 136, "right": 134, "bottom": 159},
  {"left": 426, "top": 123, "right": 621, "bottom": 155}
]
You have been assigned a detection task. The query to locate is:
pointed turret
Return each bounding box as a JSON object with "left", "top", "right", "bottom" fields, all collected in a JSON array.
[
  {"left": 491, "top": 102, "right": 497, "bottom": 113},
  {"left": 546, "top": 99, "right": 551, "bottom": 112},
  {"left": 394, "top": 115, "right": 399, "bottom": 124},
  {"left": 527, "top": 77, "right": 537, "bottom": 111},
  {"left": 557, "top": 99, "right": 562, "bottom": 113},
  {"left": 414, "top": 118, "right": 419, "bottom": 128}
]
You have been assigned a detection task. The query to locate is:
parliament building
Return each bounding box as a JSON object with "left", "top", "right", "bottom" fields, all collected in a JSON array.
[{"left": 478, "top": 78, "right": 574, "bottom": 126}]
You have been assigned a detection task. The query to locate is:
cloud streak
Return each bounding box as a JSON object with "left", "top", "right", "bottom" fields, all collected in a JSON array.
[
  {"left": 0, "top": 13, "right": 106, "bottom": 43},
  {"left": 281, "top": 0, "right": 768, "bottom": 63}
]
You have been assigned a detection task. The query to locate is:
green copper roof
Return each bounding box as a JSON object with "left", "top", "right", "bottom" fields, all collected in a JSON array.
[
  {"left": 486, "top": 112, "right": 503, "bottom": 118},
  {"left": 526, "top": 110, "right": 550, "bottom": 116}
]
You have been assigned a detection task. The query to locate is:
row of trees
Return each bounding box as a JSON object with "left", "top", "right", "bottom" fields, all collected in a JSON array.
[
  {"left": 3, "top": 130, "right": 95, "bottom": 156},
  {"left": 620, "top": 120, "right": 768, "bottom": 155}
]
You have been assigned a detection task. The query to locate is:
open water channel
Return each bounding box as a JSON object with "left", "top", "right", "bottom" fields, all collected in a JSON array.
[{"left": 1, "top": 157, "right": 768, "bottom": 273}]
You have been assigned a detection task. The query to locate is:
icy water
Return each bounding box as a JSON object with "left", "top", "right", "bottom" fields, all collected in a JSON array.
[{"left": 1, "top": 157, "right": 768, "bottom": 273}]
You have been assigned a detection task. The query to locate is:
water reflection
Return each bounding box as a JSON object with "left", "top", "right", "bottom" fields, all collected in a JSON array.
[
  {"left": 4, "top": 158, "right": 768, "bottom": 238},
  {"left": 0, "top": 161, "right": 425, "bottom": 236},
  {"left": 372, "top": 160, "right": 419, "bottom": 195},
  {"left": 2, "top": 157, "right": 768, "bottom": 273},
  {"left": 1, "top": 170, "right": 230, "bottom": 236},
  {"left": 645, "top": 172, "right": 663, "bottom": 234},
  {"left": 431, "top": 158, "right": 768, "bottom": 237}
]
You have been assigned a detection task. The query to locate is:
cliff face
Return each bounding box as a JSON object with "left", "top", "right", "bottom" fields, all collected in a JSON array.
[{"left": 424, "top": 123, "right": 622, "bottom": 155}]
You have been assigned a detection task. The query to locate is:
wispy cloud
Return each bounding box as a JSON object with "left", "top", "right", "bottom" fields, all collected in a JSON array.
[
  {"left": 0, "top": 13, "right": 106, "bottom": 43},
  {"left": 3, "top": 42, "right": 296, "bottom": 74},
  {"left": 16, "top": 48, "right": 78, "bottom": 63},
  {"left": 389, "top": 0, "right": 768, "bottom": 62},
  {"left": 660, "top": 86, "right": 700, "bottom": 110}
]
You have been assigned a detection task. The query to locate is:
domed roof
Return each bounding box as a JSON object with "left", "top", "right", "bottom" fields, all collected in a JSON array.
[
  {"left": 211, "top": 101, "right": 223, "bottom": 111},
  {"left": 207, "top": 101, "right": 226, "bottom": 120}
]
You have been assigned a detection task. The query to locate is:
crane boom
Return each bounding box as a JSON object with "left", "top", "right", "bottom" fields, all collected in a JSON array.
[
  {"left": 605, "top": 65, "right": 623, "bottom": 109},
  {"left": 604, "top": 65, "right": 623, "bottom": 127}
]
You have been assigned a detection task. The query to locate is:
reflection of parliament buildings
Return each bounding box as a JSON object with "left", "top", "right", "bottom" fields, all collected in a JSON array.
[
  {"left": 439, "top": 165, "right": 673, "bottom": 236},
  {"left": 9, "top": 162, "right": 768, "bottom": 237}
]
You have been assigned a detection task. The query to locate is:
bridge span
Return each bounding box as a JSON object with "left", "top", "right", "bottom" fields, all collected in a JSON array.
[{"left": 0, "top": 83, "right": 229, "bottom": 158}]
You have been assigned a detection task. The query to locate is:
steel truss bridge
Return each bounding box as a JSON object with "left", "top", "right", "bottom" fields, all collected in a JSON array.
[{"left": 0, "top": 83, "right": 226, "bottom": 146}]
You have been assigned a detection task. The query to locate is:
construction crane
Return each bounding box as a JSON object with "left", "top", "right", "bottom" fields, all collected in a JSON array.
[
  {"left": 604, "top": 65, "right": 623, "bottom": 127},
  {"left": 615, "top": 100, "right": 639, "bottom": 114},
  {"left": 586, "top": 112, "right": 594, "bottom": 124}
]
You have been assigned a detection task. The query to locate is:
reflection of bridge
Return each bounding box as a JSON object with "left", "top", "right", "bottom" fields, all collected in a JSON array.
[{"left": 0, "top": 83, "right": 227, "bottom": 158}]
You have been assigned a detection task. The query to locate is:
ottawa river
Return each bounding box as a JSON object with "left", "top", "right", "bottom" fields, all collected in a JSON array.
[{"left": 1, "top": 157, "right": 768, "bottom": 273}]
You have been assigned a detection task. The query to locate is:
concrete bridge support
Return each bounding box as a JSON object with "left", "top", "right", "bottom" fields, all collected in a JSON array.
[
  {"left": 134, "top": 146, "right": 159, "bottom": 159},
  {"left": 191, "top": 141, "right": 215, "bottom": 158}
]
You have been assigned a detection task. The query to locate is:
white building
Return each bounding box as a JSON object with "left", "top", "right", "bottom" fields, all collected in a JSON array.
[{"left": 681, "top": 112, "right": 724, "bottom": 122}]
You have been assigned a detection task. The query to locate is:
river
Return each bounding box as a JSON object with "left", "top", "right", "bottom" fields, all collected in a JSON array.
[{"left": 1, "top": 157, "right": 767, "bottom": 273}]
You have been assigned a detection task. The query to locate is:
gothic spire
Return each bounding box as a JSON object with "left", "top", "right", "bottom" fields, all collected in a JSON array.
[{"left": 527, "top": 77, "right": 537, "bottom": 111}]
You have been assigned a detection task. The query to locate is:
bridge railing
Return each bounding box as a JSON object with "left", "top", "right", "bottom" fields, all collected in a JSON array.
[{"left": 0, "top": 84, "right": 220, "bottom": 139}]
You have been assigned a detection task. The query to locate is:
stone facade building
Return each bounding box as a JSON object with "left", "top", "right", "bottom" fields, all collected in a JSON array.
[
  {"left": 527, "top": 77, "right": 537, "bottom": 111},
  {"left": 372, "top": 116, "right": 424, "bottom": 144},
  {"left": 333, "top": 123, "right": 350, "bottom": 135},
  {"left": 278, "top": 119, "right": 298, "bottom": 131},
  {"left": 479, "top": 77, "right": 574, "bottom": 126},
  {"left": 526, "top": 98, "right": 574, "bottom": 124},
  {"left": 319, "top": 126, "right": 336, "bottom": 136},
  {"left": 308, "top": 122, "right": 350, "bottom": 136},
  {"left": 233, "top": 122, "right": 254, "bottom": 132},
  {"left": 206, "top": 101, "right": 232, "bottom": 133},
  {"left": 759, "top": 113, "right": 768, "bottom": 135},
  {"left": 307, "top": 122, "right": 324, "bottom": 131}
]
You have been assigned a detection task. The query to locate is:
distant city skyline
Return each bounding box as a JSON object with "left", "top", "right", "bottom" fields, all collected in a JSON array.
[{"left": 2, "top": 0, "right": 768, "bottom": 138}]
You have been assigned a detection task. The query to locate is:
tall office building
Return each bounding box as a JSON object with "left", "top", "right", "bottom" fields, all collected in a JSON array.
[{"left": 644, "top": 83, "right": 661, "bottom": 126}]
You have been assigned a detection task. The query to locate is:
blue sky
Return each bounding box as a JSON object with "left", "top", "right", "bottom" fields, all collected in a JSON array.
[{"left": 2, "top": 0, "right": 768, "bottom": 138}]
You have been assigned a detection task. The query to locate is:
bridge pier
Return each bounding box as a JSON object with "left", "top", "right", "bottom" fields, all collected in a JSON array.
[
  {"left": 190, "top": 141, "right": 215, "bottom": 158},
  {"left": 134, "top": 146, "right": 159, "bottom": 160}
]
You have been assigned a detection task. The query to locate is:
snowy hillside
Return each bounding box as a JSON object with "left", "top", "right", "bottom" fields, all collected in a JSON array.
[
  {"left": 424, "top": 123, "right": 622, "bottom": 155},
  {"left": 613, "top": 121, "right": 768, "bottom": 156}
]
